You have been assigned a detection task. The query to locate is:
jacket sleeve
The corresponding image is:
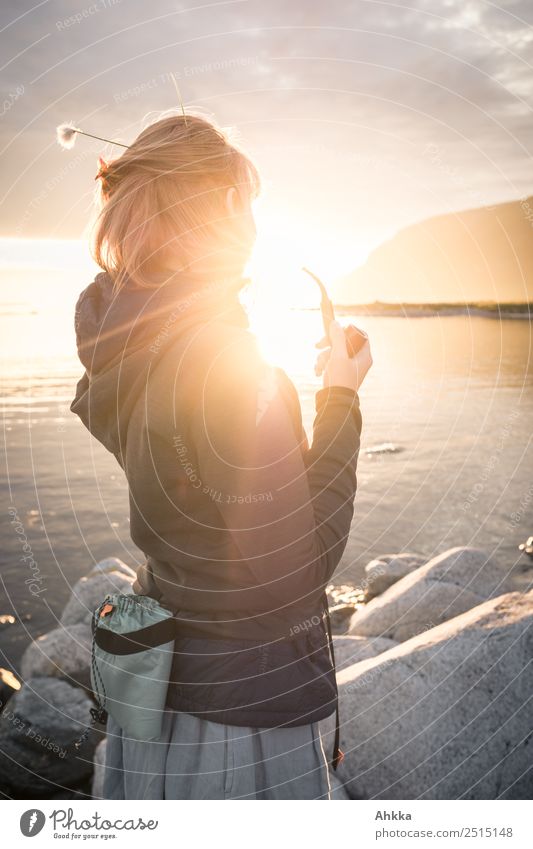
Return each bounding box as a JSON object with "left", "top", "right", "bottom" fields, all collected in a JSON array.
[{"left": 190, "top": 332, "right": 362, "bottom": 611}]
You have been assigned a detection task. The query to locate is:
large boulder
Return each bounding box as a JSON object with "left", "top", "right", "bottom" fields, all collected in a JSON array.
[
  {"left": 331, "top": 590, "right": 533, "bottom": 799},
  {"left": 329, "top": 771, "right": 350, "bottom": 799},
  {"left": 349, "top": 547, "right": 508, "bottom": 641},
  {"left": 364, "top": 553, "right": 426, "bottom": 599},
  {"left": 333, "top": 636, "right": 398, "bottom": 672},
  {"left": 20, "top": 623, "right": 93, "bottom": 690},
  {"left": 0, "top": 677, "right": 98, "bottom": 796},
  {"left": 320, "top": 637, "right": 398, "bottom": 745},
  {"left": 86, "top": 557, "right": 137, "bottom": 580},
  {"left": 61, "top": 569, "right": 134, "bottom": 627}
]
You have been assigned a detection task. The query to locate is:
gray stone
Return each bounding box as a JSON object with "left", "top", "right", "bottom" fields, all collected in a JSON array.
[
  {"left": 332, "top": 590, "right": 533, "bottom": 799},
  {"left": 87, "top": 557, "right": 137, "bottom": 580},
  {"left": 365, "top": 553, "right": 426, "bottom": 599},
  {"left": 329, "top": 771, "right": 350, "bottom": 799},
  {"left": 329, "top": 604, "right": 357, "bottom": 635},
  {"left": 91, "top": 738, "right": 107, "bottom": 799},
  {"left": 349, "top": 547, "right": 509, "bottom": 641},
  {"left": 327, "top": 584, "right": 365, "bottom": 607},
  {"left": 20, "top": 624, "right": 93, "bottom": 690},
  {"left": 327, "top": 584, "right": 366, "bottom": 634},
  {"left": 61, "top": 570, "right": 134, "bottom": 627},
  {"left": 0, "top": 676, "right": 97, "bottom": 796},
  {"left": 333, "top": 635, "right": 398, "bottom": 672},
  {"left": 320, "top": 637, "right": 398, "bottom": 746}
]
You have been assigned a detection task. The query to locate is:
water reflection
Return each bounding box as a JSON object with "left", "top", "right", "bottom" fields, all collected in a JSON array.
[{"left": 1, "top": 277, "right": 532, "bottom": 637}]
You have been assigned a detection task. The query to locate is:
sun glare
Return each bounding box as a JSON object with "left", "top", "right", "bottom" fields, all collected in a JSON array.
[
  {"left": 243, "top": 202, "right": 367, "bottom": 372},
  {"left": 244, "top": 223, "right": 328, "bottom": 373}
]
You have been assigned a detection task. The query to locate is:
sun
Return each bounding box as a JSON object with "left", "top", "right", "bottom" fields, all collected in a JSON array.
[
  {"left": 241, "top": 199, "right": 368, "bottom": 372},
  {"left": 242, "top": 226, "right": 325, "bottom": 373}
]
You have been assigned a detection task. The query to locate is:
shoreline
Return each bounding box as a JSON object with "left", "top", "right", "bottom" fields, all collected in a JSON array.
[{"left": 298, "top": 303, "right": 533, "bottom": 319}]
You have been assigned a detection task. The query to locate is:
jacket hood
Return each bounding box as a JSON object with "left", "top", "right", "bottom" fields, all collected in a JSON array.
[{"left": 70, "top": 269, "right": 249, "bottom": 455}]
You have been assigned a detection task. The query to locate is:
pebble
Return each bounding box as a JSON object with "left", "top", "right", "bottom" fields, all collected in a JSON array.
[
  {"left": 0, "top": 614, "right": 16, "bottom": 626},
  {"left": 518, "top": 536, "right": 533, "bottom": 558}
]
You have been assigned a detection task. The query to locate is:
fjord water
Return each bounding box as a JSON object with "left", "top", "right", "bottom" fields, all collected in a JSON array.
[{"left": 1, "top": 253, "right": 532, "bottom": 670}]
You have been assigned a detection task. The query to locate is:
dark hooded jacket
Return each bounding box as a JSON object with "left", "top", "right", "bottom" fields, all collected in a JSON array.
[{"left": 71, "top": 269, "right": 362, "bottom": 728}]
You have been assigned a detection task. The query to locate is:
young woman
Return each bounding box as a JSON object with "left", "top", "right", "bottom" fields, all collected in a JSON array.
[{"left": 71, "top": 113, "right": 372, "bottom": 800}]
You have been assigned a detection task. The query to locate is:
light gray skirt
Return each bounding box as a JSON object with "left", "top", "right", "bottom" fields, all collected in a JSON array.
[{"left": 102, "top": 709, "right": 331, "bottom": 800}]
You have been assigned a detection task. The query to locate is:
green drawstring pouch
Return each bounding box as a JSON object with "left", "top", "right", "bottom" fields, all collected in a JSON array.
[{"left": 77, "top": 593, "right": 176, "bottom": 747}]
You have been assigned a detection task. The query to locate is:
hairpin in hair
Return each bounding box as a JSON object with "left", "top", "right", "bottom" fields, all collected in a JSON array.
[
  {"left": 169, "top": 73, "right": 188, "bottom": 127},
  {"left": 94, "top": 156, "right": 109, "bottom": 183},
  {"left": 56, "top": 123, "right": 130, "bottom": 150}
]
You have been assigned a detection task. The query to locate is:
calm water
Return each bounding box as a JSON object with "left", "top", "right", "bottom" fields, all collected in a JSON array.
[{"left": 1, "top": 249, "right": 532, "bottom": 671}]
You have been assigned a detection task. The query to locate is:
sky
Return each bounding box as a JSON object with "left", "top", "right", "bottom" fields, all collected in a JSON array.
[{"left": 2, "top": 0, "right": 533, "bottom": 284}]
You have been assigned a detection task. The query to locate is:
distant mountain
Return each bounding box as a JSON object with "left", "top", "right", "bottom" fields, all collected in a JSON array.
[
  {"left": 336, "top": 197, "right": 533, "bottom": 303},
  {"left": 334, "top": 301, "right": 531, "bottom": 318}
]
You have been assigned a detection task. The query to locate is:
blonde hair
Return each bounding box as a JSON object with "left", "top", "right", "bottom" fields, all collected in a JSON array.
[{"left": 91, "top": 113, "right": 260, "bottom": 290}]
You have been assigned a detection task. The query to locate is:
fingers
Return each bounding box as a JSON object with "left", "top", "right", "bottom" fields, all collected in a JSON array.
[
  {"left": 314, "top": 349, "right": 330, "bottom": 376},
  {"left": 329, "top": 320, "right": 349, "bottom": 358},
  {"left": 316, "top": 324, "right": 347, "bottom": 351},
  {"left": 315, "top": 322, "right": 371, "bottom": 378}
]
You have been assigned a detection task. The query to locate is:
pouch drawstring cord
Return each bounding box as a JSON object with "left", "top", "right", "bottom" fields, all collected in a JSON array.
[{"left": 74, "top": 599, "right": 109, "bottom": 751}]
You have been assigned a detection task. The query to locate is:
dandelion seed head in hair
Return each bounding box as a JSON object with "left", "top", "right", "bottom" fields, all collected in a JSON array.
[
  {"left": 56, "top": 122, "right": 130, "bottom": 150},
  {"left": 56, "top": 123, "right": 79, "bottom": 149}
]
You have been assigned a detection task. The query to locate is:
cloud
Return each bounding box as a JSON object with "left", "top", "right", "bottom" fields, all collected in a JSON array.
[{"left": 1, "top": 0, "right": 532, "bottom": 255}]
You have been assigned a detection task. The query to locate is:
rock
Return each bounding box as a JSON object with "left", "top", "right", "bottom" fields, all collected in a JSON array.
[
  {"left": 329, "top": 605, "right": 357, "bottom": 634},
  {"left": 333, "top": 636, "right": 398, "bottom": 672},
  {"left": 327, "top": 584, "right": 366, "bottom": 633},
  {"left": 364, "top": 442, "right": 403, "bottom": 457},
  {"left": 0, "top": 614, "right": 16, "bottom": 626},
  {"left": 329, "top": 771, "right": 350, "bottom": 799},
  {"left": 518, "top": 536, "right": 533, "bottom": 558},
  {"left": 334, "top": 590, "right": 533, "bottom": 799},
  {"left": 61, "top": 570, "right": 134, "bottom": 627},
  {"left": 364, "top": 553, "right": 426, "bottom": 599},
  {"left": 0, "top": 677, "right": 98, "bottom": 796},
  {"left": 20, "top": 624, "right": 93, "bottom": 690},
  {"left": 0, "top": 668, "right": 21, "bottom": 710},
  {"left": 87, "top": 557, "right": 137, "bottom": 580},
  {"left": 320, "top": 636, "right": 399, "bottom": 746},
  {"left": 327, "top": 584, "right": 365, "bottom": 607},
  {"left": 91, "top": 738, "right": 107, "bottom": 799},
  {"left": 46, "top": 783, "right": 93, "bottom": 800},
  {"left": 349, "top": 547, "right": 508, "bottom": 642}
]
